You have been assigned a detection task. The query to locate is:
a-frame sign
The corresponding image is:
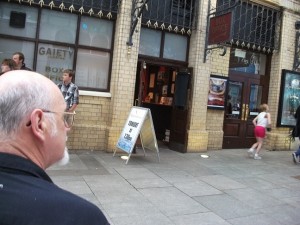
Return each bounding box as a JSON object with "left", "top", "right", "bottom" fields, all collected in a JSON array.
[{"left": 114, "top": 106, "right": 160, "bottom": 164}]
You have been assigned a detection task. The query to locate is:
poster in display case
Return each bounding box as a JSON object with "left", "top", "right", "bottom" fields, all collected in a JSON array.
[
  {"left": 207, "top": 74, "right": 228, "bottom": 109},
  {"left": 277, "top": 69, "right": 300, "bottom": 127}
]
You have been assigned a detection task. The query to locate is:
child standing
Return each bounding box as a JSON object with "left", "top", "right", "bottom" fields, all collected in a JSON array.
[{"left": 248, "top": 104, "right": 271, "bottom": 160}]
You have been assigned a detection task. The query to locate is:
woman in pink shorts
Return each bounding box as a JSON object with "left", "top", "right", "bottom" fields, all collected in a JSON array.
[{"left": 248, "top": 104, "right": 271, "bottom": 159}]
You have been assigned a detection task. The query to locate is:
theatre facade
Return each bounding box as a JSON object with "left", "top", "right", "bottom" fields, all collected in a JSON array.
[{"left": 0, "top": 0, "right": 300, "bottom": 152}]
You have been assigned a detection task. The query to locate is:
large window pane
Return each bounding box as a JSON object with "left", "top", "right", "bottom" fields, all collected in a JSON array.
[
  {"left": 79, "top": 17, "right": 113, "bottom": 49},
  {"left": 39, "top": 9, "right": 77, "bottom": 43},
  {"left": 139, "top": 28, "right": 161, "bottom": 57},
  {"left": 0, "top": 2, "right": 38, "bottom": 38},
  {"left": 0, "top": 38, "right": 34, "bottom": 70},
  {"left": 75, "top": 49, "right": 110, "bottom": 90},
  {"left": 36, "top": 43, "right": 74, "bottom": 84},
  {"left": 229, "top": 48, "right": 266, "bottom": 75},
  {"left": 249, "top": 84, "right": 262, "bottom": 116},
  {"left": 163, "top": 33, "right": 187, "bottom": 61}
]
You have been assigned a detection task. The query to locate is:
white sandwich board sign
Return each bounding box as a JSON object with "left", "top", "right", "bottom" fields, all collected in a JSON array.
[{"left": 114, "top": 106, "right": 160, "bottom": 164}]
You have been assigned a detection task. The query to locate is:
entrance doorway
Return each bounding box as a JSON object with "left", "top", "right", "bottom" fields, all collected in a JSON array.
[
  {"left": 223, "top": 71, "right": 269, "bottom": 148},
  {"left": 134, "top": 61, "right": 191, "bottom": 152}
]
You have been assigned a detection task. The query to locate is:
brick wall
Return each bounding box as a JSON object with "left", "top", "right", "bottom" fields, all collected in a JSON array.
[{"left": 265, "top": 6, "right": 300, "bottom": 150}]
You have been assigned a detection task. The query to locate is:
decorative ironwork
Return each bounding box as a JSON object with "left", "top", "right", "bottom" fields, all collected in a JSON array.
[
  {"left": 204, "top": 0, "right": 237, "bottom": 62},
  {"left": 127, "top": 0, "right": 149, "bottom": 46},
  {"left": 141, "top": 0, "right": 198, "bottom": 35},
  {"left": 294, "top": 25, "right": 300, "bottom": 71},
  {"left": 5, "top": 0, "right": 120, "bottom": 18},
  {"left": 215, "top": 0, "right": 281, "bottom": 53}
]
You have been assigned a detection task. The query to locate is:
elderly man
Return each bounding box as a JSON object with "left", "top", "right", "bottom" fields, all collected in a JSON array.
[{"left": 0, "top": 71, "right": 109, "bottom": 224}]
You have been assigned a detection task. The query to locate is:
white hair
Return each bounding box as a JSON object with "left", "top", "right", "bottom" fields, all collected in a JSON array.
[{"left": 0, "top": 73, "right": 55, "bottom": 141}]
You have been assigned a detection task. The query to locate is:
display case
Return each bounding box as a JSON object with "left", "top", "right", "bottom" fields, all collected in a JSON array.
[
  {"left": 207, "top": 74, "right": 228, "bottom": 110},
  {"left": 277, "top": 69, "right": 300, "bottom": 127}
]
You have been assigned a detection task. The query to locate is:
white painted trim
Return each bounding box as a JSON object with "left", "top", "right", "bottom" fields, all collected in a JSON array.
[{"left": 79, "top": 90, "right": 111, "bottom": 98}]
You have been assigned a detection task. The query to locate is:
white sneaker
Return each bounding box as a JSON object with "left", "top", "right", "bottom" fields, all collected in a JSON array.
[
  {"left": 247, "top": 148, "right": 255, "bottom": 157},
  {"left": 254, "top": 154, "right": 262, "bottom": 160}
]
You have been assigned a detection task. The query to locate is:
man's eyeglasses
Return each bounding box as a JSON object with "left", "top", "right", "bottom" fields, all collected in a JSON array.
[{"left": 42, "top": 109, "right": 76, "bottom": 128}]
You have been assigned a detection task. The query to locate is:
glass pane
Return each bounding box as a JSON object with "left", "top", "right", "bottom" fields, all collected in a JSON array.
[
  {"left": 0, "top": 2, "right": 38, "bottom": 38},
  {"left": 39, "top": 9, "right": 77, "bottom": 43},
  {"left": 75, "top": 49, "right": 110, "bottom": 90},
  {"left": 139, "top": 28, "right": 161, "bottom": 57},
  {"left": 229, "top": 48, "right": 266, "bottom": 75},
  {"left": 249, "top": 84, "right": 262, "bottom": 117},
  {"left": 163, "top": 33, "right": 187, "bottom": 61},
  {"left": 36, "top": 43, "right": 74, "bottom": 84},
  {"left": 0, "top": 38, "right": 34, "bottom": 70},
  {"left": 79, "top": 17, "right": 113, "bottom": 49},
  {"left": 226, "top": 81, "right": 243, "bottom": 119}
]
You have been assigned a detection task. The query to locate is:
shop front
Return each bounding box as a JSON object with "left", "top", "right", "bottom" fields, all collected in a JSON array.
[
  {"left": 134, "top": 25, "right": 192, "bottom": 152},
  {"left": 2, "top": 0, "right": 300, "bottom": 152}
]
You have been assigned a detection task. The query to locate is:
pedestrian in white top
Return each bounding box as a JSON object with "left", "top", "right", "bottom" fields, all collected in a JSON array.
[{"left": 248, "top": 104, "right": 271, "bottom": 159}]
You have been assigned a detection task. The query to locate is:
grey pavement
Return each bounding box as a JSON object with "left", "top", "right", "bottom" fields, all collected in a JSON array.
[{"left": 47, "top": 144, "right": 300, "bottom": 225}]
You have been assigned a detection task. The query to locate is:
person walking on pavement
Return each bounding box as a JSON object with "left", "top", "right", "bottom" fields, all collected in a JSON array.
[
  {"left": 12, "top": 51, "right": 32, "bottom": 70},
  {"left": 248, "top": 104, "right": 271, "bottom": 160},
  {"left": 292, "top": 105, "right": 300, "bottom": 163},
  {"left": 57, "top": 69, "right": 79, "bottom": 112},
  {"left": 0, "top": 70, "right": 109, "bottom": 225}
]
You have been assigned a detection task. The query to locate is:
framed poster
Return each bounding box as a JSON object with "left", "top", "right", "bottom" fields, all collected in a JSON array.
[
  {"left": 149, "top": 73, "right": 155, "bottom": 88},
  {"left": 277, "top": 69, "right": 300, "bottom": 127},
  {"left": 207, "top": 74, "right": 228, "bottom": 110}
]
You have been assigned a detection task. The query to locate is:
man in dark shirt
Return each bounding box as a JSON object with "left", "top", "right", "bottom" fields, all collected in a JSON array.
[
  {"left": 0, "top": 70, "right": 109, "bottom": 225},
  {"left": 12, "top": 51, "right": 32, "bottom": 71}
]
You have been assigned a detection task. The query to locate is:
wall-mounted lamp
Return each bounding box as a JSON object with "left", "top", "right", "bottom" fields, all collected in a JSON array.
[
  {"left": 143, "top": 61, "right": 146, "bottom": 69},
  {"left": 127, "top": 45, "right": 132, "bottom": 56}
]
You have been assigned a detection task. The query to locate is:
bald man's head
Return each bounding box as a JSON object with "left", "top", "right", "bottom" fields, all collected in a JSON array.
[{"left": 0, "top": 70, "right": 64, "bottom": 139}]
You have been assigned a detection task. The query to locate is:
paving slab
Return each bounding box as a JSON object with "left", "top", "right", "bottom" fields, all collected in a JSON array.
[{"left": 48, "top": 147, "right": 300, "bottom": 225}]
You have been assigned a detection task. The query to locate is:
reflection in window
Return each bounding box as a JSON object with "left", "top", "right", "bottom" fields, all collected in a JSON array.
[
  {"left": 36, "top": 44, "right": 74, "bottom": 84},
  {"left": 227, "top": 81, "right": 243, "bottom": 119},
  {"left": 79, "top": 17, "right": 113, "bottom": 49},
  {"left": 249, "top": 84, "right": 262, "bottom": 116},
  {"left": 139, "top": 28, "right": 161, "bottom": 57},
  {"left": 39, "top": 9, "right": 77, "bottom": 43},
  {"left": 75, "top": 49, "right": 110, "bottom": 90},
  {"left": 0, "top": 2, "right": 38, "bottom": 39},
  {"left": 163, "top": 33, "right": 187, "bottom": 61},
  {"left": 0, "top": 38, "right": 34, "bottom": 69},
  {"left": 229, "top": 48, "right": 266, "bottom": 75}
]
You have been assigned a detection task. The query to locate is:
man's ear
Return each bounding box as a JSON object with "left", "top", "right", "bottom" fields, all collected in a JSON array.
[{"left": 30, "top": 110, "right": 47, "bottom": 141}]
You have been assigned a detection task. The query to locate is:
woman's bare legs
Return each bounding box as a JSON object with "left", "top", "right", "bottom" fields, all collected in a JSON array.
[
  {"left": 255, "top": 137, "right": 263, "bottom": 155},
  {"left": 249, "top": 137, "right": 264, "bottom": 159}
]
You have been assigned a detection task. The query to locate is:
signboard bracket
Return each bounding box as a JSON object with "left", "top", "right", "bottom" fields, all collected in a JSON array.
[{"left": 204, "top": 45, "right": 227, "bottom": 63}]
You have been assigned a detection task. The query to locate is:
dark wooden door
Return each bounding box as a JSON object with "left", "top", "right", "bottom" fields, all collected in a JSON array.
[
  {"left": 223, "top": 72, "right": 268, "bottom": 148},
  {"left": 169, "top": 70, "right": 191, "bottom": 153}
]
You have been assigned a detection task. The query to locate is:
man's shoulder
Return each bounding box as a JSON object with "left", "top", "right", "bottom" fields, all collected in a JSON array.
[
  {"left": 70, "top": 82, "right": 79, "bottom": 88},
  {"left": 0, "top": 175, "right": 109, "bottom": 224},
  {"left": 52, "top": 188, "right": 109, "bottom": 223},
  {"left": 20, "top": 64, "right": 32, "bottom": 71}
]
